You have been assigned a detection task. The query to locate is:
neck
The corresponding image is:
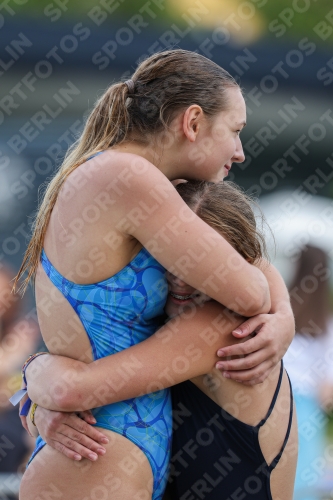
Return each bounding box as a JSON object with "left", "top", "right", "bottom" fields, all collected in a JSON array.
[{"left": 111, "top": 136, "right": 184, "bottom": 181}]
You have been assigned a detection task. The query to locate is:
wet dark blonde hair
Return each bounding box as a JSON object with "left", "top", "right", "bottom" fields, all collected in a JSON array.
[
  {"left": 15, "top": 49, "right": 239, "bottom": 294},
  {"left": 176, "top": 180, "right": 268, "bottom": 265},
  {"left": 0, "top": 266, "right": 20, "bottom": 340}
]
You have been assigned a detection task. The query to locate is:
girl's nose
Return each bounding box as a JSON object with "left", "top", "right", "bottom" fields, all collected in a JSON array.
[{"left": 233, "top": 136, "right": 245, "bottom": 164}]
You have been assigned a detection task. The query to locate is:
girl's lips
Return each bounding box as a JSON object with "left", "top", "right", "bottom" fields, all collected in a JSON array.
[
  {"left": 224, "top": 164, "right": 231, "bottom": 171},
  {"left": 169, "top": 295, "right": 194, "bottom": 305},
  {"left": 170, "top": 291, "right": 196, "bottom": 300},
  {"left": 169, "top": 291, "right": 198, "bottom": 305}
]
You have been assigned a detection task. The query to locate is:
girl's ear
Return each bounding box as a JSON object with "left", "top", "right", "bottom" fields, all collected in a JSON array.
[{"left": 182, "top": 105, "right": 204, "bottom": 142}]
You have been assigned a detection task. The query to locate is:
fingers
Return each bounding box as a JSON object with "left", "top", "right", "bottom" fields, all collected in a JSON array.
[
  {"left": 67, "top": 414, "right": 109, "bottom": 445},
  {"left": 217, "top": 334, "right": 264, "bottom": 359},
  {"left": 51, "top": 440, "right": 83, "bottom": 461},
  {"left": 37, "top": 410, "right": 108, "bottom": 461},
  {"left": 20, "top": 415, "right": 32, "bottom": 436},
  {"left": 19, "top": 391, "right": 29, "bottom": 414},
  {"left": 57, "top": 431, "right": 106, "bottom": 461},
  {"left": 60, "top": 426, "right": 107, "bottom": 459},
  {"left": 19, "top": 392, "right": 32, "bottom": 436},
  {"left": 236, "top": 367, "right": 273, "bottom": 386},
  {"left": 79, "top": 410, "right": 96, "bottom": 425},
  {"left": 220, "top": 361, "right": 273, "bottom": 385},
  {"left": 231, "top": 315, "right": 265, "bottom": 338},
  {"left": 45, "top": 415, "right": 108, "bottom": 461},
  {"left": 216, "top": 349, "right": 270, "bottom": 372}
]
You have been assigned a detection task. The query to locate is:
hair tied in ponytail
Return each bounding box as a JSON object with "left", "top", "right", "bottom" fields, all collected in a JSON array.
[
  {"left": 125, "top": 79, "right": 135, "bottom": 95},
  {"left": 14, "top": 49, "right": 240, "bottom": 295}
]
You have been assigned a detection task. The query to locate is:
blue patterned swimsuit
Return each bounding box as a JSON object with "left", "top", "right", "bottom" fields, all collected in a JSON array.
[{"left": 29, "top": 155, "right": 172, "bottom": 500}]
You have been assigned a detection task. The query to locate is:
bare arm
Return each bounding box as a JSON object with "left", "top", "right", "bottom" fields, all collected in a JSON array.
[
  {"left": 25, "top": 263, "right": 291, "bottom": 411},
  {"left": 22, "top": 263, "right": 293, "bottom": 463},
  {"left": 257, "top": 259, "right": 293, "bottom": 315},
  {"left": 216, "top": 260, "right": 295, "bottom": 383},
  {"left": 26, "top": 301, "right": 245, "bottom": 411},
  {"left": 102, "top": 154, "right": 270, "bottom": 316}
]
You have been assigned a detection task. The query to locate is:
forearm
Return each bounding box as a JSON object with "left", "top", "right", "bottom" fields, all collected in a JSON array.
[
  {"left": 253, "top": 258, "right": 295, "bottom": 355},
  {"left": 27, "top": 303, "right": 245, "bottom": 412},
  {"left": 126, "top": 165, "right": 271, "bottom": 316},
  {"left": 25, "top": 265, "right": 283, "bottom": 410},
  {"left": 27, "top": 349, "right": 182, "bottom": 412},
  {"left": 230, "top": 263, "right": 271, "bottom": 316},
  {"left": 26, "top": 354, "right": 91, "bottom": 410},
  {"left": 27, "top": 352, "right": 146, "bottom": 411},
  {"left": 258, "top": 259, "right": 294, "bottom": 316}
]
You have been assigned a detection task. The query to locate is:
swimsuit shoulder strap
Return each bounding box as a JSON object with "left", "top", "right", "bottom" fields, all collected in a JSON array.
[
  {"left": 87, "top": 151, "right": 105, "bottom": 161},
  {"left": 268, "top": 371, "right": 293, "bottom": 471},
  {"left": 257, "top": 360, "right": 284, "bottom": 428},
  {"left": 39, "top": 151, "right": 106, "bottom": 292},
  {"left": 40, "top": 249, "right": 71, "bottom": 293},
  {"left": 256, "top": 360, "right": 294, "bottom": 471}
]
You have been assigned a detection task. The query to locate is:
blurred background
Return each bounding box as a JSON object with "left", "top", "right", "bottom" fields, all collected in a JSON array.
[{"left": 1, "top": 1, "right": 333, "bottom": 498}]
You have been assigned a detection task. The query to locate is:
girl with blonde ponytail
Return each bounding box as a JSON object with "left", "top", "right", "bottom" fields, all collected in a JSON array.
[
  {"left": 16, "top": 49, "right": 295, "bottom": 500},
  {"left": 15, "top": 81, "right": 131, "bottom": 294}
]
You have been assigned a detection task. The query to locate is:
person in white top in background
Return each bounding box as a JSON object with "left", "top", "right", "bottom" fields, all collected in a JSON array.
[{"left": 283, "top": 245, "right": 333, "bottom": 500}]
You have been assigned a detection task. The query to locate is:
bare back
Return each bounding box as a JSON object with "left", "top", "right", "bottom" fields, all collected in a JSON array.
[
  {"left": 23, "top": 152, "right": 170, "bottom": 500},
  {"left": 36, "top": 152, "right": 143, "bottom": 359}
]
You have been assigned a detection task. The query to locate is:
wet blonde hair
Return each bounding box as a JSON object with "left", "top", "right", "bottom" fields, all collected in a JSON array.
[
  {"left": 15, "top": 49, "right": 239, "bottom": 294},
  {"left": 176, "top": 180, "right": 268, "bottom": 264}
]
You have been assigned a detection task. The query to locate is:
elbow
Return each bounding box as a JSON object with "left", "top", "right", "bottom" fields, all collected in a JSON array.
[
  {"left": 254, "top": 295, "right": 271, "bottom": 316},
  {"left": 49, "top": 392, "right": 73, "bottom": 412},
  {"left": 232, "top": 294, "right": 270, "bottom": 317},
  {"left": 245, "top": 268, "right": 271, "bottom": 316},
  {"left": 52, "top": 387, "right": 84, "bottom": 412},
  {"left": 248, "top": 289, "right": 271, "bottom": 316},
  {"left": 51, "top": 366, "right": 91, "bottom": 411}
]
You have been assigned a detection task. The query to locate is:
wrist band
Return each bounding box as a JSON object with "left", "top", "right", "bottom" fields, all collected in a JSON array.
[
  {"left": 21, "top": 352, "right": 49, "bottom": 387},
  {"left": 30, "top": 403, "right": 38, "bottom": 426},
  {"left": 9, "top": 352, "right": 48, "bottom": 410}
]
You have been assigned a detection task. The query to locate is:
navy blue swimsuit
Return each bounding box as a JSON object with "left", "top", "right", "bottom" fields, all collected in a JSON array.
[{"left": 168, "top": 362, "right": 293, "bottom": 499}]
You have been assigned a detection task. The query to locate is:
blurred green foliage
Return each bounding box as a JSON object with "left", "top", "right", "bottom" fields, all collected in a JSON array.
[
  {"left": 258, "top": 0, "right": 333, "bottom": 46},
  {"left": 15, "top": 0, "right": 174, "bottom": 25},
  {"left": 14, "top": 0, "right": 333, "bottom": 45}
]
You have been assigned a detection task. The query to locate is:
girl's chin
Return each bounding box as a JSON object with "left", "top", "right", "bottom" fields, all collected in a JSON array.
[
  {"left": 165, "top": 304, "right": 180, "bottom": 318},
  {"left": 209, "top": 171, "right": 227, "bottom": 183},
  {"left": 165, "top": 301, "right": 197, "bottom": 319}
]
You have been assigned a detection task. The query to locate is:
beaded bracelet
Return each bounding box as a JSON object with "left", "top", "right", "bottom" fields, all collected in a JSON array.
[{"left": 9, "top": 352, "right": 49, "bottom": 413}]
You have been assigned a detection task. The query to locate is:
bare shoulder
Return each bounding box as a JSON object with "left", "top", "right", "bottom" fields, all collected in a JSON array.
[
  {"left": 87, "top": 150, "right": 172, "bottom": 186},
  {"left": 70, "top": 150, "right": 176, "bottom": 208},
  {"left": 57, "top": 150, "right": 177, "bottom": 215}
]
